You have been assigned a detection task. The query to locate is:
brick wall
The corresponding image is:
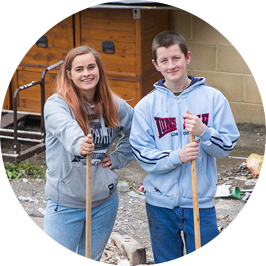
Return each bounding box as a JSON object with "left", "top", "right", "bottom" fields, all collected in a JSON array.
[{"left": 173, "top": 10, "right": 264, "bottom": 125}]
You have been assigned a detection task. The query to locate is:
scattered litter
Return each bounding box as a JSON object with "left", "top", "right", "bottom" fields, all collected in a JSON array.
[
  {"left": 22, "top": 178, "right": 28, "bottom": 183},
  {"left": 128, "top": 191, "right": 145, "bottom": 200},
  {"left": 246, "top": 153, "right": 264, "bottom": 177},
  {"left": 101, "top": 242, "right": 126, "bottom": 265},
  {"left": 137, "top": 185, "right": 145, "bottom": 195},
  {"left": 215, "top": 185, "right": 243, "bottom": 200},
  {"left": 228, "top": 156, "right": 248, "bottom": 160},
  {"left": 118, "top": 181, "right": 130, "bottom": 192},
  {"left": 18, "top": 196, "right": 39, "bottom": 204},
  {"left": 234, "top": 177, "right": 247, "bottom": 181},
  {"left": 238, "top": 162, "right": 247, "bottom": 171},
  {"left": 245, "top": 180, "right": 255, "bottom": 186},
  {"left": 218, "top": 226, "right": 224, "bottom": 233},
  {"left": 215, "top": 184, "right": 231, "bottom": 198},
  {"left": 38, "top": 208, "right": 46, "bottom": 215},
  {"left": 118, "top": 259, "right": 131, "bottom": 266},
  {"left": 242, "top": 192, "right": 253, "bottom": 202},
  {"left": 229, "top": 187, "right": 242, "bottom": 200}
]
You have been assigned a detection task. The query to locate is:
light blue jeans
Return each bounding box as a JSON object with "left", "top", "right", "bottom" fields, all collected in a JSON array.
[{"left": 43, "top": 193, "right": 119, "bottom": 261}]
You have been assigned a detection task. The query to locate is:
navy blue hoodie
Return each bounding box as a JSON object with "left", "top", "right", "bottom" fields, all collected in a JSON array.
[{"left": 130, "top": 76, "right": 239, "bottom": 209}]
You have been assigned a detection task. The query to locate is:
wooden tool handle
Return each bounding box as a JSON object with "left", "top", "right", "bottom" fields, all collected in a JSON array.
[
  {"left": 189, "top": 134, "right": 201, "bottom": 250},
  {"left": 86, "top": 154, "right": 92, "bottom": 258}
]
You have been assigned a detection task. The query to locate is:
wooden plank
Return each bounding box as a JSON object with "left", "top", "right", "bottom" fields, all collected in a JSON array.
[
  {"left": 104, "top": 67, "right": 137, "bottom": 77},
  {"left": 107, "top": 74, "right": 140, "bottom": 82},
  {"left": 143, "top": 20, "right": 170, "bottom": 46},
  {"left": 17, "top": 70, "right": 57, "bottom": 88},
  {"left": 79, "top": 7, "right": 140, "bottom": 83},
  {"left": 109, "top": 75, "right": 141, "bottom": 107},
  {"left": 81, "top": 16, "right": 135, "bottom": 32},
  {"left": 17, "top": 64, "right": 60, "bottom": 74},
  {"left": 8, "top": 16, "right": 70, "bottom": 112},
  {"left": 2, "top": 84, "right": 11, "bottom": 110},
  {"left": 111, "top": 87, "right": 137, "bottom": 100},
  {"left": 108, "top": 79, "right": 138, "bottom": 89},
  {"left": 74, "top": 13, "right": 81, "bottom": 46},
  {"left": 19, "top": 16, "right": 74, "bottom": 67},
  {"left": 142, "top": 9, "right": 161, "bottom": 20},
  {"left": 27, "top": 37, "right": 69, "bottom": 52},
  {"left": 142, "top": 71, "right": 162, "bottom": 97},
  {"left": 99, "top": 52, "right": 136, "bottom": 66},
  {"left": 0, "top": 112, "right": 27, "bottom": 128},
  {"left": 1, "top": 110, "right": 41, "bottom": 119},
  {"left": 2, "top": 143, "right": 46, "bottom": 163},
  {"left": 0, "top": 128, "right": 42, "bottom": 139},
  {"left": 17, "top": 99, "right": 41, "bottom": 113},
  {"left": 81, "top": 8, "right": 133, "bottom": 20},
  {"left": 15, "top": 68, "right": 58, "bottom": 113},
  {"left": 142, "top": 50, "right": 154, "bottom": 74},
  {"left": 81, "top": 39, "right": 136, "bottom": 54},
  {"left": 81, "top": 28, "right": 136, "bottom": 43},
  {"left": 135, "top": 14, "right": 142, "bottom": 77},
  {"left": 22, "top": 47, "right": 69, "bottom": 66},
  {"left": 10, "top": 70, "right": 19, "bottom": 111},
  {"left": 67, "top": 15, "right": 74, "bottom": 48},
  {"left": 142, "top": 10, "right": 169, "bottom": 31}
]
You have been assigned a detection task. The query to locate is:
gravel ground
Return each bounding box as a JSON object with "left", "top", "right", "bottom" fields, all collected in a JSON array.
[
  {"left": 7, "top": 165, "right": 253, "bottom": 264},
  {"left": 2, "top": 122, "right": 265, "bottom": 264}
]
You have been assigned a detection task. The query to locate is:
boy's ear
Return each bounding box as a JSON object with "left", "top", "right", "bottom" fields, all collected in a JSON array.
[
  {"left": 186, "top": 51, "right": 192, "bottom": 65},
  {"left": 152, "top": 59, "right": 160, "bottom": 71}
]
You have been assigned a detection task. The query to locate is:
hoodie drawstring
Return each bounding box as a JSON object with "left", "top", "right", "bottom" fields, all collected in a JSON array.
[
  {"left": 100, "top": 114, "right": 108, "bottom": 137},
  {"left": 166, "top": 95, "right": 168, "bottom": 113}
]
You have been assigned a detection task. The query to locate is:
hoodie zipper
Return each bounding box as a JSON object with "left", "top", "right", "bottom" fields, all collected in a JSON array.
[{"left": 175, "top": 94, "right": 182, "bottom": 207}]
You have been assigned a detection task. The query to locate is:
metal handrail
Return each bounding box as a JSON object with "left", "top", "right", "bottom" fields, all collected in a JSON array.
[{"left": 12, "top": 60, "right": 64, "bottom": 155}]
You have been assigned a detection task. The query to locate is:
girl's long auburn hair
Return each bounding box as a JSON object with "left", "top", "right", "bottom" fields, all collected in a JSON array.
[{"left": 56, "top": 46, "right": 119, "bottom": 135}]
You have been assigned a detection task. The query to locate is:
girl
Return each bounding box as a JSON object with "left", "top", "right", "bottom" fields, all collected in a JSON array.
[{"left": 43, "top": 46, "right": 134, "bottom": 260}]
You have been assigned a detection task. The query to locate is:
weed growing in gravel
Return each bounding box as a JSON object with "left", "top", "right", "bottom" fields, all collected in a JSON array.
[{"left": 4, "top": 161, "right": 46, "bottom": 180}]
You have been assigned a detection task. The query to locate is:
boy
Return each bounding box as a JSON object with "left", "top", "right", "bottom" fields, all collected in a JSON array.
[{"left": 129, "top": 31, "right": 239, "bottom": 263}]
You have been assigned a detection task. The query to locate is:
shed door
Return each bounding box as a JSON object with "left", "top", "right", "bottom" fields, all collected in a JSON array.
[{"left": 6, "top": 15, "right": 74, "bottom": 113}]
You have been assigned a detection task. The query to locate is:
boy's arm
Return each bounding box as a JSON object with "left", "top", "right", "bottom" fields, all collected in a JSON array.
[
  {"left": 185, "top": 99, "right": 239, "bottom": 158},
  {"left": 129, "top": 109, "right": 182, "bottom": 174}
]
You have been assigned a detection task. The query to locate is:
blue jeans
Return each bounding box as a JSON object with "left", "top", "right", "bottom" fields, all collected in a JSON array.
[
  {"left": 43, "top": 193, "right": 119, "bottom": 261},
  {"left": 146, "top": 203, "right": 219, "bottom": 263}
]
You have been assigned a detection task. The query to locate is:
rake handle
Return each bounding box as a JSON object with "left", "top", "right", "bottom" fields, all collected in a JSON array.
[
  {"left": 189, "top": 133, "right": 201, "bottom": 250},
  {"left": 86, "top": 154, "right": 92, "bottom": 258}
]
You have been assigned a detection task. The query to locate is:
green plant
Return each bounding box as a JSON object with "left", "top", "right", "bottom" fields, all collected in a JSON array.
[{"left": 4, "top": 161, "right": 46, "bottom": 180}]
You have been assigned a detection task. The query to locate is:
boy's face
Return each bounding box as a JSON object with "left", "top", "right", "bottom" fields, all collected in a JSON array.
[{"left": 152, "top": 44, "right": 191, "bottom": 86}]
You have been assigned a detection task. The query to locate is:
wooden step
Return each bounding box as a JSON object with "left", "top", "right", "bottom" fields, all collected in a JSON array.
[
  {"left": 0, "top": 112, "right": 28, "bottom": 128},
  {"left": 2, "top": 143, "right": 46, "bottom": 163}
]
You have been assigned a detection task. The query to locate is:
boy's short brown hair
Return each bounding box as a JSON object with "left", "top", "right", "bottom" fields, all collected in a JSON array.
[{"left": 152, "top": 31, "right": 188, "bottom": 63}]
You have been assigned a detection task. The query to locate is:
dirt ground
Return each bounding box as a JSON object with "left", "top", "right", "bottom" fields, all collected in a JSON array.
[{"left": 1, "top": 122, "right": 265, "bottom": 264}]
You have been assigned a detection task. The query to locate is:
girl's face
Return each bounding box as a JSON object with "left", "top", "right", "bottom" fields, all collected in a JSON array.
[{"left": 67, "top": 52, "right": 100, "bottom": 99}]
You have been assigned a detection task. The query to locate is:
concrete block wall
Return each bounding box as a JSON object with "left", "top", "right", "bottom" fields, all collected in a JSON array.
[{"left": 173, "top": 10, "right": 265, "bottom": 125}]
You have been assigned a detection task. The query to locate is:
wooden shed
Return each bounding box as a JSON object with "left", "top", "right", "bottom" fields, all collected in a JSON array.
[{"left": 3, "top": 1, "right": 175, "bottom": 113}]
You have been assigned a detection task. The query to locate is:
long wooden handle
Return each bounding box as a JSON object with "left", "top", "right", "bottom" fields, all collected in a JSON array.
[
  {"left": 86, "top": 154, "right": 92, "bottom": 258},
  {"left": 189, "top": 133, "right": 201, "bottom": 250}
]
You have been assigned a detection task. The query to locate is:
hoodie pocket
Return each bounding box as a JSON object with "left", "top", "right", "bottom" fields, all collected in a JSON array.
[
  {"left": 60, "top": 166, "right": 87, "bottom": 202},
  {"left": 60, "top": 164, "right": 118, "bottom": 203},
  {"left": 181, "top": 157, "right": 210, "bottom": 199},
  {"left": 91, "top": 165, "right": 118, "bottom": 202}
]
